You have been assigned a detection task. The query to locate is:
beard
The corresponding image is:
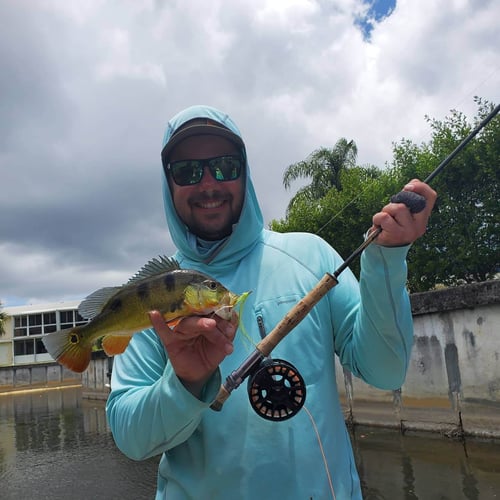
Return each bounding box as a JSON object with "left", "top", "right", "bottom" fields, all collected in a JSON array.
[{"left": 183, "top": 191, "right": 243, "bottom": 241}]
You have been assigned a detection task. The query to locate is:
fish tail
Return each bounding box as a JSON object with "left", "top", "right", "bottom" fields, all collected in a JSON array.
[{"left": 42, "top": 327, "right": 92, "bottom": 373}]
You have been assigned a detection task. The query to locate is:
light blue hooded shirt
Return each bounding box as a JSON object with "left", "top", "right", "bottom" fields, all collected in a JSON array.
[{"left": 106, "top": 105, "right": 413, "bottom": 499}]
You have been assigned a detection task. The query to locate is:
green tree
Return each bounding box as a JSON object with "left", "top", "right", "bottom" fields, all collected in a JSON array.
[
  {"left": 393, "top": 98, "right": 499, "bottom": 291},
  {"left": 271, "top": 98, "right": 499, "bottom": 291},
  {"left": 282, "top": 139, "right": 358, "bottom": 213},
  {"left": 272, "top": 164, "right": 397, "bottom": 278}
]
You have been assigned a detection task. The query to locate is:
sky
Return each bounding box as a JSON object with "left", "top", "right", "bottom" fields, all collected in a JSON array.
[{"left": 1, "top": 0, "right": 498, "bottom": 307}]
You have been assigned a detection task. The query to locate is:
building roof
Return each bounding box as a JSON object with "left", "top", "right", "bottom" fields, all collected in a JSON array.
[{"left": 4, "top": 300, "right": 82, "bottom": 316}]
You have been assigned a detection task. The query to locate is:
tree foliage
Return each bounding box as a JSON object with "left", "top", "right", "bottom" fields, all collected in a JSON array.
[
  {"left": 272, "top": 162, "right": 401, "bottom": 278},
  {"left": 393, "top": 98, "right": 499, "bottom": 290},
  {"left": 0, "top": 301, "right": 7, "bottom": 336},
  {"left": 282, "top": 139, "right": 358, "bottom": 214},
  {"left": 271, "top": 98, "right": 499, "bottom": 291}
]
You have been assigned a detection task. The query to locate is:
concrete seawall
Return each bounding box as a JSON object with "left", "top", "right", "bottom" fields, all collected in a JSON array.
[{"left": 337, "top": 280, "right": 500, "bottom": 438}]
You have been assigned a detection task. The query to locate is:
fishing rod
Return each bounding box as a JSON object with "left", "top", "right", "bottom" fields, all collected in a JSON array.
[{"left": 210, "top": 103, "right": 500, "bottom": 420}]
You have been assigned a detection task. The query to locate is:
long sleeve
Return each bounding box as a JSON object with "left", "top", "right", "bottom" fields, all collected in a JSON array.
[
  {"left": 106, "top": 328, "right": 221, "bottom": 460},
  {"left": 333, "top": 243, "right": 413, "bottom": 389}
]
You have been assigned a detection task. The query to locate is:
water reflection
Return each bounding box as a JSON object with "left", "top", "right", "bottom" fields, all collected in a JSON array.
[
  {"left": 351, "top": 426, "right": 500, "bottom": 499},
  {"left": 0, "top": 388, "right": 158, "bottom": 500},
  {"left": 1, "top": 388, "right": 499, "bottom": 499}
]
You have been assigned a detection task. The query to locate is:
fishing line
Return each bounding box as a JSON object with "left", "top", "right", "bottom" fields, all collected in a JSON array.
[
  {"left": 302, "top": 405, "right": 336, "bottom": 499},
  {"left": 315, "top": 67, "right": 499, "bottom": 237},
  {"left": 208, "top": 93, "right": 498, "bottom": 496},
  {"left": 316, "top": 180, "right": 373, "bottom": 237},
  {"left": 209, "top": 100, "right": 498, "bottom": 497},
  {"left": 453, "top": 65, "right": 500, "bottom": 109}
]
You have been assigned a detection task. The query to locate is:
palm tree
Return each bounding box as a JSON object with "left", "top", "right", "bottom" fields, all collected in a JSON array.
[
  {"left": 283, "top": 138, "right": 358, "bottom": 213},
  {"left": 0, "top": 301, "right": 6, "bottom": 336}
]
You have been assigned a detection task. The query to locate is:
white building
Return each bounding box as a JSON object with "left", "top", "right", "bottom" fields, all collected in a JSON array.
[{"left": 0, "top": 301, "right": 86, "bottom": 367}]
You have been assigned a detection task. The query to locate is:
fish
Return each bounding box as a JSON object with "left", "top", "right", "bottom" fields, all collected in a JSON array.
[{"left": 42, "top": 256, "right": 250, "bottom": 373}]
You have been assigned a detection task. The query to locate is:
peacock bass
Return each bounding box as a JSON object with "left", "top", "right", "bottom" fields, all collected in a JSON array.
[{"left": 42, "top": 256, "right": 250, "bottom": 373}]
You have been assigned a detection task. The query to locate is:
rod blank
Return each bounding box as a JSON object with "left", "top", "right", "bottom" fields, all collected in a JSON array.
[{"left": 210, "top": 103, "right": 500, "bottom": 412}]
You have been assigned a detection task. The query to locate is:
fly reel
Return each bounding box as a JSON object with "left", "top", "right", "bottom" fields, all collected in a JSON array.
[{"left": 247, "top": 358, "right": 306, "bottom": 421}]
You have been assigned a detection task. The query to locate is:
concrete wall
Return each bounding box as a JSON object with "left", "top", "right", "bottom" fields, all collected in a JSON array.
[
  {"left": 338, "top": 280, "right": 500, "bottom": 438},
  {"left": 81, "top": 354, "right": 113, "bottom": 399},
  {"left": 0, "top": 362, "right": 81, "bottom": 392},
  {"left": 0, "top": 353, "right": 110, "bottom": 398}
]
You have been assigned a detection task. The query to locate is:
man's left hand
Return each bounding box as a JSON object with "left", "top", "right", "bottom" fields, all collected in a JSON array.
[{"left": 371, "top": 179, "right": 437, "bottom": 247}]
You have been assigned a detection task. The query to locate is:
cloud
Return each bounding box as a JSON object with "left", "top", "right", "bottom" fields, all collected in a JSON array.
[{"left": 1, "top": 0, "right": 498, "bottom": 306}]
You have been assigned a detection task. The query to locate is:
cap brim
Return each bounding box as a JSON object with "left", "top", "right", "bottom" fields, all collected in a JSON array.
[{"left": 161, "top": 123, "right": 245, "bottom": 163}]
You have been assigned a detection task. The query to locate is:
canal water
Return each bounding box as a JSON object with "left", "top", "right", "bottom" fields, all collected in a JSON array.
[{"left": 1, "top": 388, "right": 499, "bottom": 499}]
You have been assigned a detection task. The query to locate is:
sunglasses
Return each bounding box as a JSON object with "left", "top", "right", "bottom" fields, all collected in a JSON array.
[{"left": 165, "top": 154, "right": 244, "bottom": 186}]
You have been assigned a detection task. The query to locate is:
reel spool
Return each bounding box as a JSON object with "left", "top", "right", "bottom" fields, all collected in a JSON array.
[{"left": 247, "top": 358, "right": 306, "bottom": 421}]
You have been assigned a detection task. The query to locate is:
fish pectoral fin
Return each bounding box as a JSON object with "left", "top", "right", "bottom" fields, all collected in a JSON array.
[
  {"left": 101, "top": 335, "right": 133, "bottom": 356},
  {"left": 165, "top": 317, "right": 182, "bottom": 330}
]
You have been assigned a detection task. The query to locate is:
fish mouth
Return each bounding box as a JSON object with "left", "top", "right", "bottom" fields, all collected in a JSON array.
[
  {"left": 213, "top": 291, "right": 251, "bottom": 320},
  {"left": 213, "top": 305, "right": 233, "bottom": 320}
]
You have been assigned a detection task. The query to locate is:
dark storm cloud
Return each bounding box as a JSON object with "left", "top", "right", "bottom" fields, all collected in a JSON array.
[
  {"left": 0, "top": 6, "right": 69, "bottom": 150},
  {"left": 0, "top": 0, "right": 498, "bottom": 306},
  {"left": 0, "top": 2, "right": 173, "bottom": 305}
]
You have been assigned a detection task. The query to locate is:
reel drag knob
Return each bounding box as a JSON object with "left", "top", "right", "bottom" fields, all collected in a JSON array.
[{"left": 247, "top": 358, "right": 306, "bottom": 421}]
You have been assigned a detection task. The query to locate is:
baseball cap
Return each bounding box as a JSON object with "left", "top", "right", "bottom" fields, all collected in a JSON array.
[{"left": 161, "top": 117, "right": 245, "bottom": 163}]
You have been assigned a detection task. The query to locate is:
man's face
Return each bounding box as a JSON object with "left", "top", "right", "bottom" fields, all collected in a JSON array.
[{"left": 167, "top": 134, "right": 245, "bottom": 241}]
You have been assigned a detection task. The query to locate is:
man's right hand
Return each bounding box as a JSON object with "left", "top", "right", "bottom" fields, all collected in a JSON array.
[{"left": 149, "top": 311, "right": 238, "bottom": 398}]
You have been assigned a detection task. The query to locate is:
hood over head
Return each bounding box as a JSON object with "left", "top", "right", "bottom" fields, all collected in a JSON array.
[{"left": 161, "top": 105, "right": 264, "bottom": 266}]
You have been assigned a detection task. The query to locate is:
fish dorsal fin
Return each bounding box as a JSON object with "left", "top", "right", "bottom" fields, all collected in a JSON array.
[
  {"left": 78, "top": 286, "right": 121, "bottom": 320},
  {"left": 127, "top": 255, "right": 181, "bottom": 285}
]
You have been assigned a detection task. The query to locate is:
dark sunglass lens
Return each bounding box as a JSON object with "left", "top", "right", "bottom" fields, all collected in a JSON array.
[
  {"left": 210, "top": 156, "right": 242, "bottom": 181},
  {"left": 170, "top": 160, "right": 203, "bottom": 185}
]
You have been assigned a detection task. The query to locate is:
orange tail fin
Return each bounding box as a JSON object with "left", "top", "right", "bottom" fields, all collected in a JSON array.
[{"left": 42, "top": 327, "right": 92, "bottom": 373}]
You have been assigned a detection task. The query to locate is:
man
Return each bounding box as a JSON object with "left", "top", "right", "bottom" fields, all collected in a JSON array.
[{"left": 106, "top": 105, "right": 436, "bottom": 499}]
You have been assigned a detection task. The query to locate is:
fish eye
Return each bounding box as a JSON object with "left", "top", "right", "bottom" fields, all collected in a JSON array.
[{"left": 205, "top": 280, "right": 218, "bottom": 290}]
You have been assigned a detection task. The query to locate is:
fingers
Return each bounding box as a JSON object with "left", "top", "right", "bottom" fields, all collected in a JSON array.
[
  {"left": 402, "top": 179, "right": 437, "bottom": 216},
  {"left": 372, "top": 180, "right": 437, "bottom": 247},
  {"left": 148, "top": 311, "right": 237, "bottom": 350},
  {"left": 147, "top": 312, "right": 239, "bottom": 395},
  {"left": 176, "top": 315, "right": 237, "bottom": 342},
  {"left": 149, "top": 310, "right": 170, "bottom": 335}
]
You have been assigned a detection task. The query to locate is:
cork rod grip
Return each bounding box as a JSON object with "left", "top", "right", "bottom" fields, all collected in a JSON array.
[
  {"left": 256, "top": 273, "right": 338, "bottom": 356},
  {"left": 210, "top": 272, "right": 338, "bottom": 412}
]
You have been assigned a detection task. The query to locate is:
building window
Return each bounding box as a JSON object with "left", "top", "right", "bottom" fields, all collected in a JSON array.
[
  {"left": 60, "top": 310, "right": 87, "bottom": 330},
  {"left": 28, "top": 314, "right": 42, "bottom": 335},
  {"left": 14, "top": 316, "right": 28, "bottom": 337},
  {"left": 44, "top": 312, "right": 57, "bottom": 333},
  {"left": 14, "top": 339, "right": 35, "bottom": 356}
]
